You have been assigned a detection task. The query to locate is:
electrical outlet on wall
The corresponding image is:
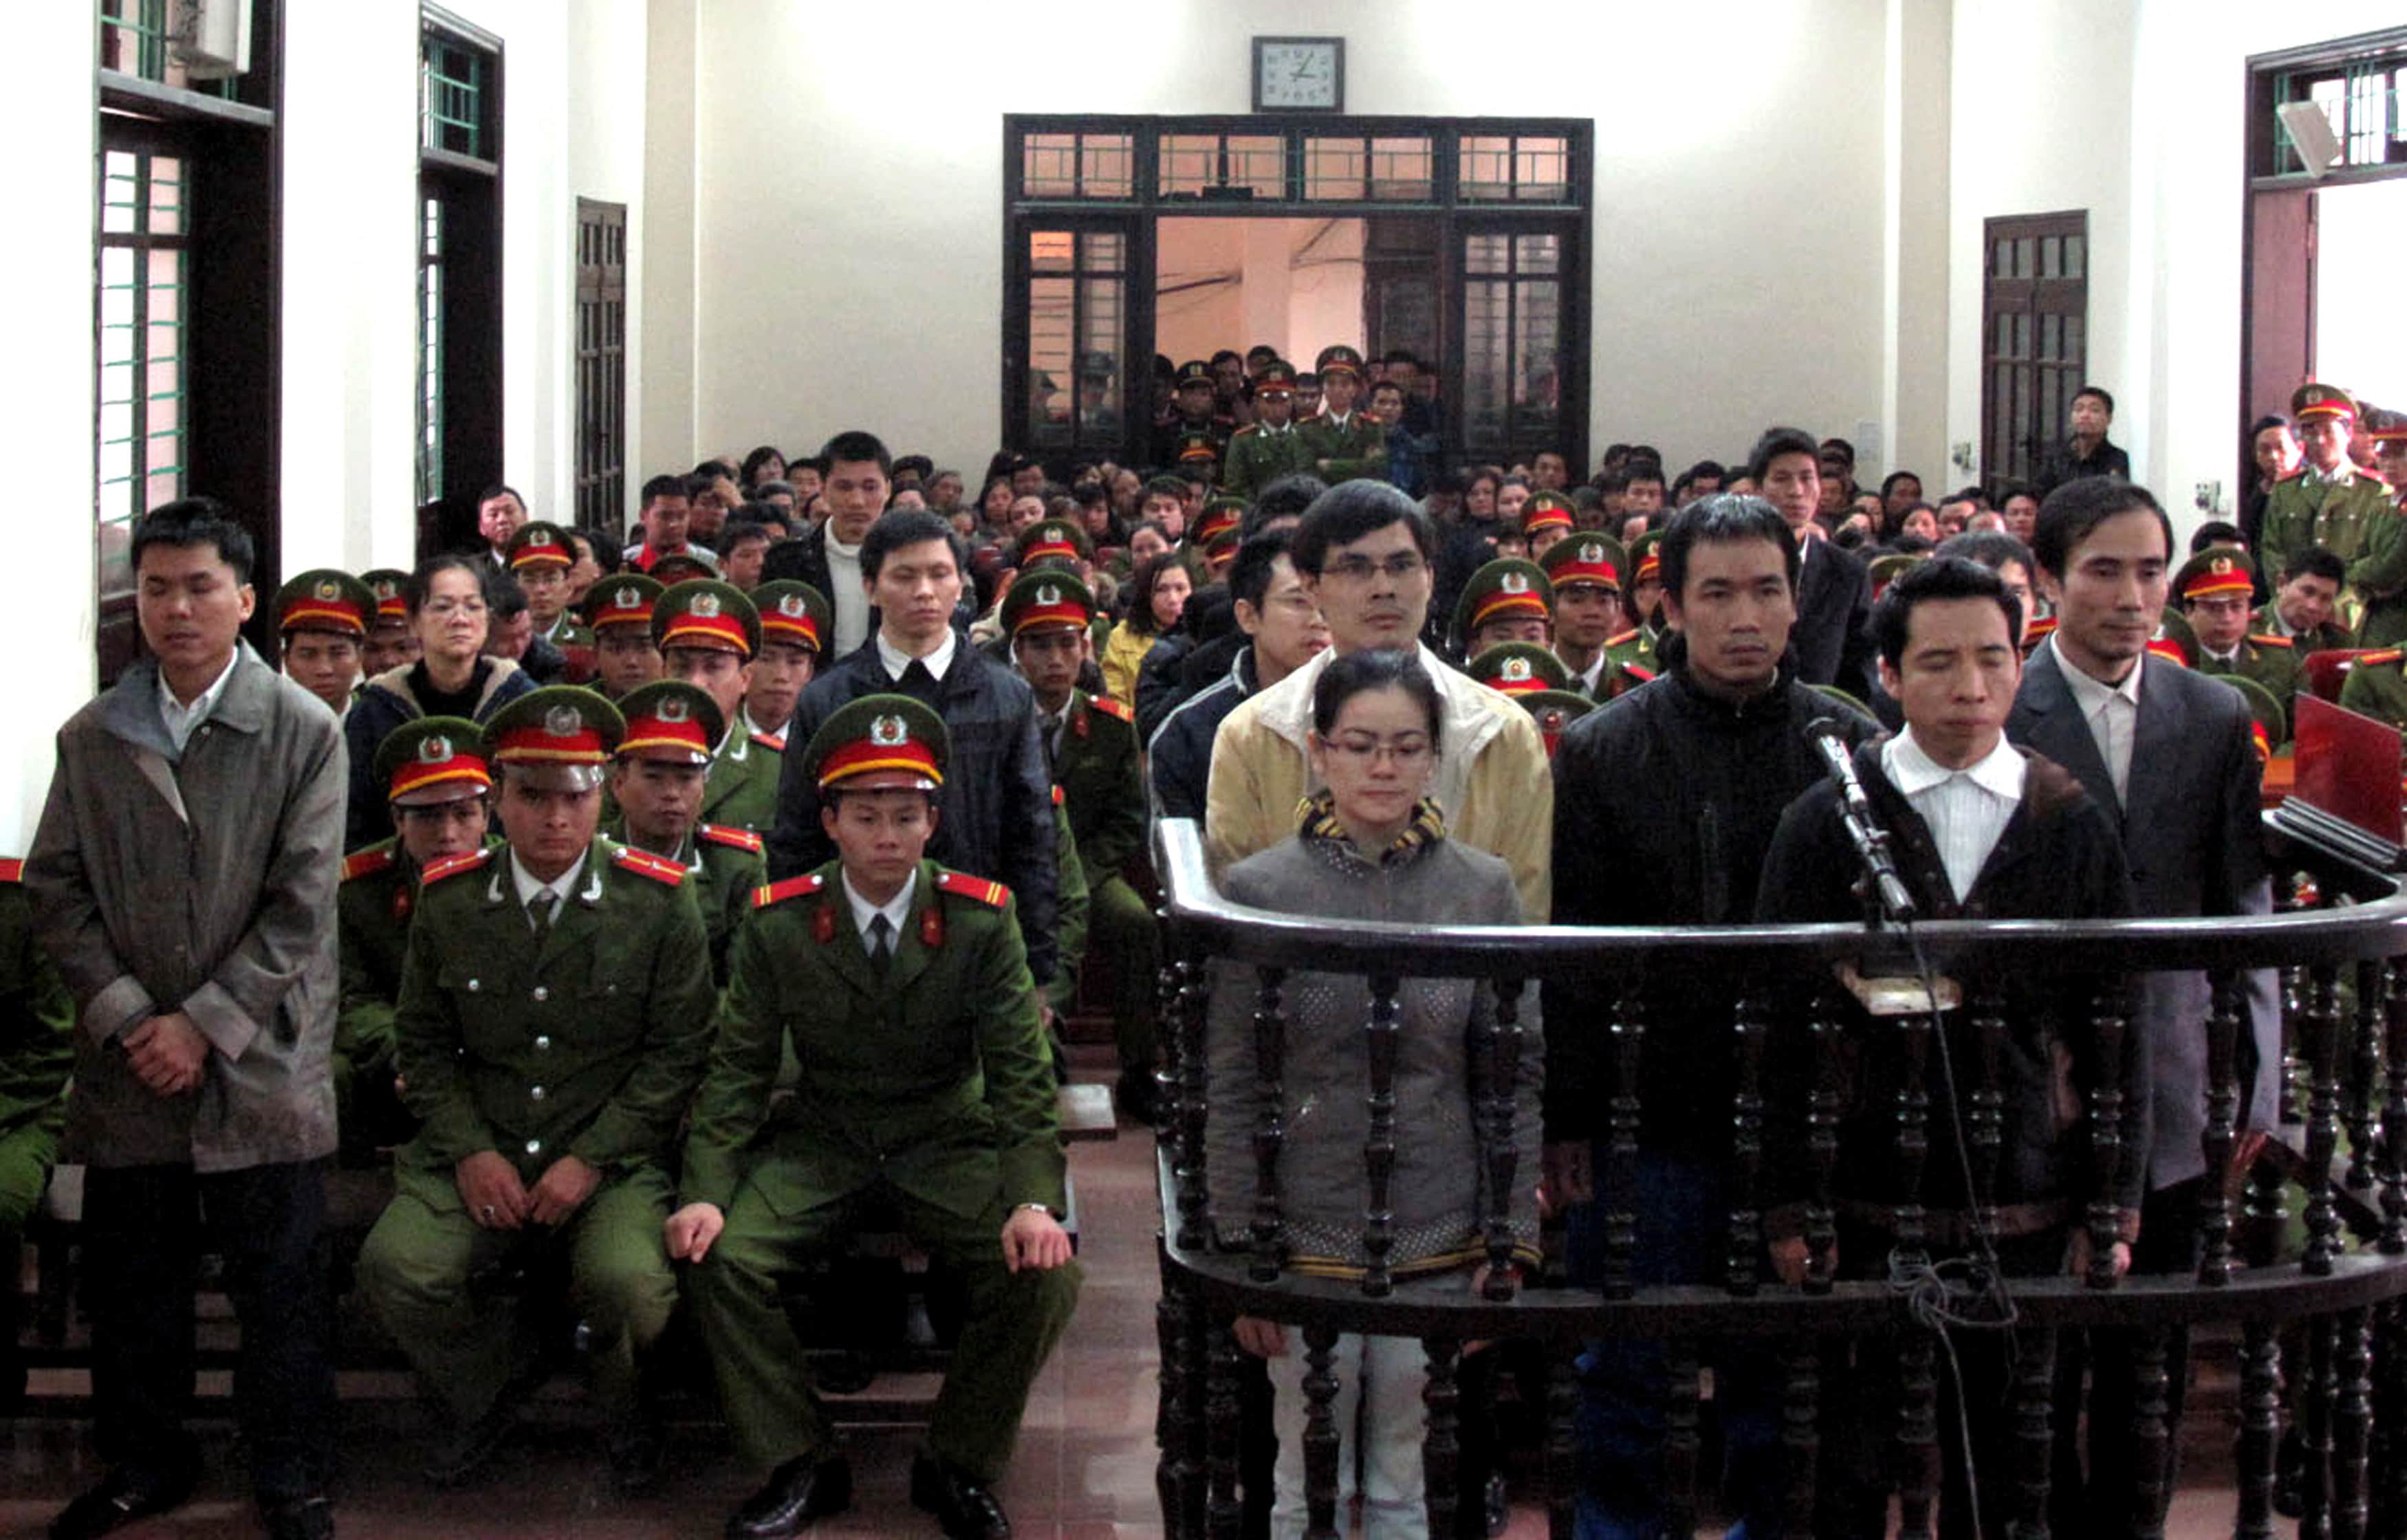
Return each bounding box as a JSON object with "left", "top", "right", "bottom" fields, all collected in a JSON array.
[
  {"left": 1950, "top": 441, "right": 1975, "bottom": 473},
  {"left": 2194, "top": 481, "right": 2222, "bottom": 513}
]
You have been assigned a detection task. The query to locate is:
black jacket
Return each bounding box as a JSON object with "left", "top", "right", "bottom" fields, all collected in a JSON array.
[
  {"left": 1791, "top": 538, "right": 1878, "bottom": 698},
  {"left": 765, "top": 639, "right": 1060, "bottom": 984},
  {"left": 1543, "top": 641, "right": 1876, "bottom": 1157},
  {"left": 1146, "top": 645, "right": 1259, "bottom": 824},
  {"left": 1754, "top": 740, "right": 2146, "bottom": 1220}
]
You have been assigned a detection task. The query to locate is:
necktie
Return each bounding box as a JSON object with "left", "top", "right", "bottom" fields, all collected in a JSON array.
[
  {"left": 867, "top": 912, "right": 895, "bottom": 980},
  {"left": 526, "top": 890, "right": 556, "bottom": 941}
]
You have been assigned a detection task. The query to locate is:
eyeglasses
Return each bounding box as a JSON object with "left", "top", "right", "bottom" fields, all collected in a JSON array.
[
  {"left": 1321, "top": 552, "right": 1427, "bottom": 583},
  {"left": 1321, "top": 733, "right": 1434, "bottom": 765}
]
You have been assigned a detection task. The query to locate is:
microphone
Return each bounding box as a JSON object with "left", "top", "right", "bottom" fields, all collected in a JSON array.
[{"left": 1805, "top": 716, "right": 1917, "bottom": 926}]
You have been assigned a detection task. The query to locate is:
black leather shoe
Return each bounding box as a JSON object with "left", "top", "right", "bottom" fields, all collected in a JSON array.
[
  {"left": 420, "top": 1402, "right": 519, "bottom": 1487},
  {"left": 910, "top": 1452, "right": 1011, "bottom": 1540},
  {"left": 259, "top": 1493, "right": 336, "bottom": 1540},
  {"left": 608, "top": 1417, "right": 666, "bottom": 1497},
  {"left": 726, "top": 1454, "right": 853, "bottom": 1539},
  {"left": 49, "top": 1463, "right": 197, "bottom": 1540}
]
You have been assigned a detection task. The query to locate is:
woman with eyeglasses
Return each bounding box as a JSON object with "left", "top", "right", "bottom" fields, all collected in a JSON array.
[
  {"left": 1204, "top": 647, "right": 1542, "bottom": 1540},
  {"left": 341, "top": 555, "right": 536, "bottom": 850}
]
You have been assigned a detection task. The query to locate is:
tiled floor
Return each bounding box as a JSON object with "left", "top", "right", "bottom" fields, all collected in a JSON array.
[{"left": 0, "top": 1061, "right": 2285, "bottom": 1537}]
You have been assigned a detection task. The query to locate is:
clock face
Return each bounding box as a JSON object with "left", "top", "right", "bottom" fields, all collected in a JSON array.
[{"left": 1255, "top": 38, "right": 1341, "bottom": 111}]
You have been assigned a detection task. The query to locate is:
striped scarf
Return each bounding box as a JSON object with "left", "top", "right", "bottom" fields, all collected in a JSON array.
[{"left": 1296, "top": 789, "right": 1447, "bottom": 866}]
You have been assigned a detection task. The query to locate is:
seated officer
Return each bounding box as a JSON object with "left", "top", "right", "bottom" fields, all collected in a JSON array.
[
  {"left": 743, "top": 578, "right": 831, "bottom": 757},
  {"left": 1538, "top": 533, "right": 1628, "bottom": 698},
  {"left": 2175, "top": 547, "right": 2300, "bottom": 729},
  {"left": 361, "top": 569, "right": 420, "bottom": 676},
  {"left": 1518, "top": 489, "right": 1578, "bottom": 561},
  {"left": 1452, "top": 557, "right": 1555, "bottom": 660},
  {"left": 605, "top": 680, "right": 767, "bottom": 985},
  {"left": 668, "top": 696, "right": 1080, "bottom": 1540},
  {"left": 587, "top": 573, "right": 666, "bottom": 701},
  {"left": 274, "top": 569, "right": 375, "bottom": 716},
  {"left": 655, "top": 579, "right": 776, "bottom": 833},
  {"left": 336, "top": 717, "right": 496, "bottom": 1153},
  {"left": 0, "top": 855, "right": 73, "bottom": 1408},
  {"left": 507, "top": 521, "right": 597, "bottom": 685},
  {"left": 1001, "top": 570, "right": 1155, "bottom": 1119},
  {"left": 357, "top": 685, "right": 716, "bottom": 1493}
]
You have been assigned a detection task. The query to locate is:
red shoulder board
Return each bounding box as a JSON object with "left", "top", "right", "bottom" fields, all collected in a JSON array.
[
  {"left": 752, "top": 730, "right": 786, "bottom": 752},
  {"left": 699, "top": 824, "right": 765, "bottom": 854},
  {"left": 1604, "top": 628, "right": 1642, "bottom": 647},
  {"left": 343, "top": 846, "right": 398, "bottom": 883},
  {"left": 935, "top": 870, "right": 1011, "bottom": 910},
  {"left": 0, "top": 858, "right": 21, "bottom": 885},
  {"left": 752, "top": 872, "right": 825, "bottom": 910},
  {"left": 2248, "top": 633, "right": 2294, "bottom": 649},
  {"left": 1088, "top": 694, "right": 1134, "bottom": 724},
  {"left": 422, "top": 848, "right": 494, "bottom": 886},
  {"left": 1051, "top": 784, "right": 1065, "bottom": 806},
  {"left": 1623, "top": 664, "right": 1657, "bottom": 684},
  {"left": 612, "top": 846, "right": 687, "bottom": 887},
  {"left": 2361, "top": 649, "right": 2404, "bottom": 667}
]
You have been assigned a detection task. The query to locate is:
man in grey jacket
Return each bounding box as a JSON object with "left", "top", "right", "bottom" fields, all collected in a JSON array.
[{"left": 28, "top": 498, "right": 342, "bottom": 1540}]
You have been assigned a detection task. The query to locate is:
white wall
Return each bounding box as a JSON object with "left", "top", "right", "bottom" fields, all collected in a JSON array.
[
  {"left": 682, "top": 0, "right": 1900, "bottom": 481},
  {"left": 1153, "top": 217, "right": 1366, "bottom": 368}
]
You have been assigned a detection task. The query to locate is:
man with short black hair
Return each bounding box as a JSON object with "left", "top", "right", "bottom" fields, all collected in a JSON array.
[
  {"left": 1149, "top": 529, "right": 1329, "bottom": 824},
  {"left": 765, "top": 510, "right": 1060, "bottom": 988},
  {"left": 1748, "top": 426, "right": 1877, "bottom": 695},
  {"left": 1935, "top": 528, "right": 2042, "bottom": 649},
  {"left": 624, "top": 474, "right": 718, "bottom": 575},
  {"left": 2258, "top": 546, "right": 2350, "bottom": 653},
  {"left": 763, "top": 430, "right": 893, "bottom": 659},
  {"left": 476, "top": 485, "right": 529, "bottom": 573}
]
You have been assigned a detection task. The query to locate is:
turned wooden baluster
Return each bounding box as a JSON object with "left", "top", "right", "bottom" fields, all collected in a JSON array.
[
  {"left": 2012, "top": 1326, "right": 2056, "bottom": 1540},
  {"left": 1805, "top": 985, "right": 1842, "bottom": 1293},
  {"left": 2199, "top": 969, "right": 2244, "bottom": 1285},
  {"left": 1663, "top": 1343, "right": 1702, "bottom": 1539},
  {"left": 1780, "top": 1341, "right": 1821, "bottom": 1540},
  {"left": 1728, "top": 991, "right": 1768, "bottom": 1296},
  {"left": 1893, "top": 1002, "right": 1933, "bottom": 1266},
  {"left": 2381, "top": 962, "right": 2407, "bottom": 1256},
  {"left": 1479, "top": 977, "right": 1527, "bottom": 1297},
  {"left": 1968, "top": 990, "right": 2008, "bottom": 1236},
  {"left": 1248, "top": 967, "right": 1289, "bottom": 1282},
  {"left": 2305, "top": 964, "right": 2346, "bottom": 1276},
  {"left": 2349, "top": 960, "right": 2384, "bottom": 1192},
  {"left": 1897, "top": 1330, "right": 1940, "bottom": 1540},
  {"left": 1174, "top": 956, "right": 1212, "bottom": 1251},
  {"left": 2369, "top": 1304, "right": 2407, "bottom": 1540},
  {"left": 1204, "top": 1318, "right": 1243, "bottom": 1540},
  {"left": 2085, "top": 987, "right": 2130, "bottom": 1288},
  {"left": 1422, "top": 1339, "right": 1463, "bottom": 1539},
  {"left": 1299, "top": 1323, "right": 1341, "bottom": 1540},
  {"left": 1153, "top": 1253, "right": 1197, "bottom": 1537},
  {"left": 2282, "top": 962, "right": 2307, "bottom": 1123},
  {"left": 1155, "top": 952, "right": 1181, "bottom": 1162},
  {"left": 1604, "top": 987, "right": 1646, "bottom": 1301},
  {"left": 2130, "top": 1331, "right": 2171, "bottom": 1540},
  {"left": 2302, "top": 1314, "right": 2338, "bottom": 1540},
  {"left": 1545, "top": 1357, "right": 1577, "bottom": 1540},
  {"left": 1360, "top": 974, "right": 1403, "bottom": 1297},
  {"left": 2335, "top": 1308, "right": 2372, "bottom": 1540},
  {"left": 2235, "top": 1320, "right": 2280, "bottom": 1540}
]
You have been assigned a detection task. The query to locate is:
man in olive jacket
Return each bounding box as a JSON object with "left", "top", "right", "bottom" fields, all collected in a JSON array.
[
  {"left": 27, "top": 499, "right": 344, "bottom": 1540},
  {"left": 668, "top": 695, "right": 1079, "bottom": 1540}
]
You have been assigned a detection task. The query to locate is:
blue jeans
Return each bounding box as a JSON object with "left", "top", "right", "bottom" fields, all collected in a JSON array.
[{"left": 1567, "top": 1149, "right": 1785, "bottom": 1540}]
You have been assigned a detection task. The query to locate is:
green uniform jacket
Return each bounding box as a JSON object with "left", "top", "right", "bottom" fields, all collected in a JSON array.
[
  {"left": 600, "top": 819, "right": 767, "bottom": 987},
  {"left": 702, "top": 717, "right": 782, "bottom": 835},
  {"left": 2194, "top": 634, "right": 2304, "bottom": 734},
  {"left": 2344, "top": 495, "right": 2407, "bottom": 648},
  {"left": 391, "top": 837, "right": 716, "bottom": 1209},
  {"left": 2262, "top": 468, "right": 2394, "bottom": 575},
  {"left": 1220, "top": 421, "right": 1314, "bottom": 501},
  {"left": 1054, "top": 690, "right": 1144, "bottom": 885},
  {"left": 336, "top": 837, "right": 502, "bottom": 1114},
  {"left": 1298, "top": 411, "right": 1391, "bottom": 484},
  {"left": 679, "top": 859, "right": 1065, "bottom": 1222},
  {"left": 1047, "top": 793, "right": 1089, "bottom": 1022},
  {"left": 2253, "top": 600, "right": 2350, "bottom": 658},
  {"left": 2339, "top": 648, "right": 2407, "bottom": 740},
  {"left": 0, "top": 866, "right": 74, "bottom": 1147},
  {"left": 1599, "top": 626, "right": 1660, "bottom": 699}
]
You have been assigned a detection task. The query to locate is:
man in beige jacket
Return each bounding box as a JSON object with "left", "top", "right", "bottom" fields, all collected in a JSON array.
[{"left": 1204, "top": 481, "right": 1552, "bottom": 920}]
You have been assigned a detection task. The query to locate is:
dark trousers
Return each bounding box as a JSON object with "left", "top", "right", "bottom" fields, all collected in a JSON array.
[
  {"left": 83, "top": 1160, "right": 336, "bottom": 1499},
  {"left": 2051, "top": 1178, "right": 2197, "bottom": 1539}
]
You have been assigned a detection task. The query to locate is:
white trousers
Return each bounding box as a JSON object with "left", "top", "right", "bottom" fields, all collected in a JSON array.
[{"left": 1264, "top": 1330, "right": 1430, "bottom": 1540}]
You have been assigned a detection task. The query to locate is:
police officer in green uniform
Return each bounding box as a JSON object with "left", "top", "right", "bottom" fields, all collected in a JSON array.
[
  {"left": 1298, "top": 344, "right": 1391, "bottom": 483},
  {"left": 2175, "top": 547, "right": 2302, "bottom": 732},
  {"left": 587, "top": 573, "right": 666, "bottom": 701},
  {"left": 2261, "top": 382, "right": 2393, "bottom": 580},
  {"left": 666, "top": 696, "right": 1079, "bottom": 1540},
  {"left": 272, "top": 569, "right": 375, "bottom": 717},
  {"left": 0, "top": 855, "right": 73, "bottom": 1407},
  {"left": 653, "top": 579, "right": 779, "bottom": 834},
  {"left": 1465, "top": 642, "right": 1595, "bottom": 757},
  {"left": 738, "top": 578, "right": 829, "bottom": 820},
  {"left": 1516, "top": 490, "right": 1579, "bottom": 561},
  {"left": 336, "top": 718, "right": 497, "bottom": 1153},
  {"left": 356, "top": 686, "right": 715, "bottom": 1493},
  {"left": 2255, "top": 547, "right": 2353, "bottom": 655},
  {"left": 1540, "top": 533, "right": 1627, "bottom": 698},
  {"left": 1220, "top": 360, "right": 1312, "bottom": 500},
  {"left": 508, "top": 522, "right": 597, "bottom": 685},
  {"left": 1452, "top": 556, "right": 1555, "bottom": 659},
  {"left": 2341, "top": 407, "right": 2407, "bottom": 648},
  {"left": 1598, "top": 529, "right": 1666, "bottom": 697},
  {"left": 605, "top": 680, "right": 767, "bottom": 987},
  {"left": 2210, "top": 672, "right": 2289, "bottom": 762},
  {"left": 361, "top": 569, "right": 419, "bottom": 679},
  {"left": 1001, "top": 571, "right": 1157, "bottom": 1118},
  {"left": 1153, "top": 359, "right": 1230, "bottom": 468},
  {"left": 1191, "top": 496, "right": 1248, "bottom": 582},
  {"left": 2338, "top": 646, "right": 2407, "bottom": 740}
]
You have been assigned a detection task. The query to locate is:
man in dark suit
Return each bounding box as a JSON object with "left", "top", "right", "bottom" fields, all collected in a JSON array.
[
  {"left": 2004, "top": 475, "right": 2275, "bottom": 1536},
  {"left": 1747, "top": 426, "right": 1877, "bottom": 697}
]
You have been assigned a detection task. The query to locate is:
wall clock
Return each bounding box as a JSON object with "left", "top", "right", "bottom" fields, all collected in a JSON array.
[{"left": 1252, "top": 36, "right": 1344, "bottom": 113}]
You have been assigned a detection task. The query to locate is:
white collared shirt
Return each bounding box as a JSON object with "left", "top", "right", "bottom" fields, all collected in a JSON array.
[
  {"left": 745, "top": 708, "right": 790, "bottom": 744},
  {"left": 1882, "top": 728, "right": 2026, "bottom": 904},
  {"left": 841, "top": 868, "right": 918, "bottom": 956},
  {"left": 1565, "top": 649, "right": 1607, "bottom": 698},
  {"left": 827, "top": 536, "right": 867, "bottom": 657},
  {"left": 877, "top": 626, "right": 958, "bottom": 688},
  {"left": 157, "top": 648, "right": 242, "bottom": 754},
  {"left": 510, "top": 848, "right": 588, "bottom": 928},
  {"left": 2051, "top": 633, "right": 2142, "bottom": 809}
]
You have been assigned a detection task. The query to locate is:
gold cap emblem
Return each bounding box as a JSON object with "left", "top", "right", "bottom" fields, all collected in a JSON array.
[
  {"left": 691, "top": 593, "right": 721, "bottom": 619},
  {"left": 870, "top": 714, "right": 908, "bottom": 747},
  {"left": 778, "top": 594, "right": 807, "bottom": 618},
  {"left": 613, "top": 587, "right": 642, "bottom": 610},
  {"left": 657, "top": 698, "right": 688, "bottom": 724},
  {"left": 418, "top": 736, "right": 453, "bottom": 764},
  {"left": 1502, "top": 657, "right": 1532, "bottom": 681},
  {"left": 544, "top": 705, "right": 582, "bottom": 738},
  {"left": 314, "top": 579, "right": 340, "bottom": 602}
]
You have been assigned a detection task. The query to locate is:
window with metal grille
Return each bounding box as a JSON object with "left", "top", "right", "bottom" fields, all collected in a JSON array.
[
  {"left": 1303, "top": 135, "right": 1435, "bottom": 203},
  {"left": 576, "top": 199, "right": 628, "bottom": 536},
  {"left": 1024, "top": 228, "right": 1128, "bottom": 450},
  {"left": 1020, "top": 131, "right": 1136, "bottom": 200},
  {"left": 417, "top": 195, "right": 444, "bottom": 507},
  {"left": 1459, "top": 229, "right": 1562, "bottom": 463},
  {"left": 99, "top": 0, "right": 173, "bottom": 82},
  {"left": 1980, "top": 210, "right": 2088, "bottom": 492},
  {"left": 2267, "top": 56, "right": 2407, "bottom": 175},
  {"left": 1157, "top": 134, "right": 1285, "bottom": 201},
  {"left": 416, "top": 8, "right": 502, "bottom": 556},
  {"left": 1459, "top": 133, "right": 1571, "bottom": 203},
  {"left": 96, "top": 146, "right": 190, "bottom": 615},
  {"left": 420, "top": 31, "right": 487, "bottom": 158}
]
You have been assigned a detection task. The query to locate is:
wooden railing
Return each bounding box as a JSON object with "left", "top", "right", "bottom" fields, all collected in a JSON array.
[{"left": 1148, "top": 811, "right": 2407, "bottom": 1539}]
